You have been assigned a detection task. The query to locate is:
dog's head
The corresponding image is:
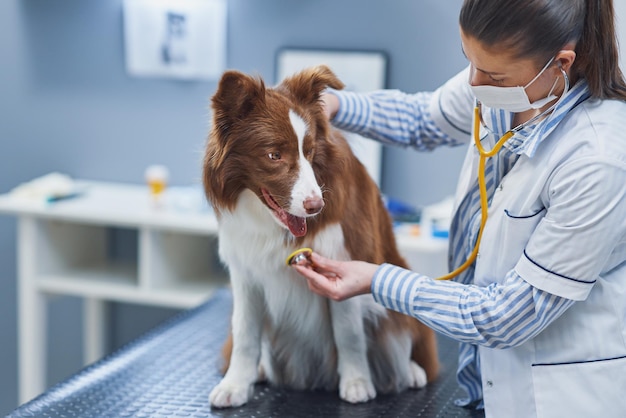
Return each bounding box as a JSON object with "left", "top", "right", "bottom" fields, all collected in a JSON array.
[{"left": 203, "top": 65, "right": 345, "bottom": 237}]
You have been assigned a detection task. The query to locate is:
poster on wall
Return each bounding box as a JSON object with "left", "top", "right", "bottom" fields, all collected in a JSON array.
[
  {"left": 276, "top": 49, "right": 387, "bottom": 185},
  {"left": 123, "top": 0, "right": 226, "bottom": 80}
]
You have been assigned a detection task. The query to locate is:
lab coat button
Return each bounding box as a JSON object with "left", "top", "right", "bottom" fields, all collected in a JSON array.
[{"left": 486, "top": 380, "right": 493, "bottom": 388}]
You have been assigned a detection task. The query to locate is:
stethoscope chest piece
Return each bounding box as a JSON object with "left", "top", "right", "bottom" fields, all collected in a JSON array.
[{"left": 286, "top": 248, "right": 313, "bottom": 266}]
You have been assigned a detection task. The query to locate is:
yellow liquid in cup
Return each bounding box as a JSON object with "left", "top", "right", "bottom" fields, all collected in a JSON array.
[
  {"left": 148, "top": 179, "right": 166, "bottom": 196},
  {"left": 145, "top": 165, "right": 169, "bottom": 200}
]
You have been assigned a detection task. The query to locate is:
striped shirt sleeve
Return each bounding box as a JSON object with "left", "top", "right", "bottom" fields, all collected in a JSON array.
[
  {"left": 371, "top": 263, "right": 575, "bottom": 349},
  {"left": 331, "top": 89, "right": 465, "bottom": 151}
]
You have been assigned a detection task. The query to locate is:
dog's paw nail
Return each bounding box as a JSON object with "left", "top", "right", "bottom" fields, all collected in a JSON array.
[
  {"left": 340, "top": 377, "right": 376, "bottom": 403},
  {"left": 409, "top": 361, "right": 428, "bottom": 389}
]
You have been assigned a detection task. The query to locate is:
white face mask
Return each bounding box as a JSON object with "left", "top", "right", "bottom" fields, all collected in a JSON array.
[{"left": 469, "top": 58, "right": 560, "bottom": 113}]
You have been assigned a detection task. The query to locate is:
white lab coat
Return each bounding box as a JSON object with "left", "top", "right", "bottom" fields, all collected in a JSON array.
[{"left": 430, "top": 69, "right": 626, "bottom": 418}]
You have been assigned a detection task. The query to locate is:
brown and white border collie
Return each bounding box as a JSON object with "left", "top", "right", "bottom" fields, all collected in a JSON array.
[{"left": 203, "top": 65, "right": 439, "bottom": 408}]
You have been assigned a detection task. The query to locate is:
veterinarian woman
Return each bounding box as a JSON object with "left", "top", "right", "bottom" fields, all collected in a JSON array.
[{"left": 293, "top": 0, "right": 626, "bottom": 417}]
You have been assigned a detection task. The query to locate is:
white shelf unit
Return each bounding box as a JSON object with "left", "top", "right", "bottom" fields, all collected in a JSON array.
[
  {"left": 30, "top": 219, "right": 227, "bottom": 307},
  {"left": 0, "top": 179, "right": 448, "bottom": 404},
  {"left": 0, "top": 181, "right": 227, "bottom": 403}
]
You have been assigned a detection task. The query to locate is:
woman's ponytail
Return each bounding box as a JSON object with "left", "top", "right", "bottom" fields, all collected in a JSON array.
[{"left": 575, "top": 0, "right": 626, "bottom": 99}]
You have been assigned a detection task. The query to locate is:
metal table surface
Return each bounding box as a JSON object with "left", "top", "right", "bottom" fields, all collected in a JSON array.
[{"left": 8, "top": 289, "right": 485, "bottom": 418}]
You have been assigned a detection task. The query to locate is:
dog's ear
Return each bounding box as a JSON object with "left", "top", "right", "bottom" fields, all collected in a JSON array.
[
  {"left": 207, "top": 70, "right": 265, "bottom": 178},
  {"left": 204, "top": 71, "right": 265, "bottom": 214},
  {"left": 212, "top": 70, "right": 266, "bottom": 125},
  {"left": 280, "top": 65, "right": 345, "bottom": 106}
]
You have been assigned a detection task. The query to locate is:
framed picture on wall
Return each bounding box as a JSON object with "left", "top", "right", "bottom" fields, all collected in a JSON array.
[
  {"left": 123, "top": 0, "right": 227, "bottom": 80},
  {"left": 276, "top": 48, "right": 388, "bottom": 185}
]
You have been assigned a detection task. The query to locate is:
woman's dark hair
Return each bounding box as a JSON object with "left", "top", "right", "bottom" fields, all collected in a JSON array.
[{"left": 459, "top": 0, "right": 626, "bottom": 100}]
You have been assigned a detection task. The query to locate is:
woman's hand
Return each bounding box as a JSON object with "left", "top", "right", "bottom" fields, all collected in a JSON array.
[
  {"left": 320, "top": 92, "right": 340, "bottom": 120},
  {"left": 292, "top": 252, "right": 379, "bottom": 301}
]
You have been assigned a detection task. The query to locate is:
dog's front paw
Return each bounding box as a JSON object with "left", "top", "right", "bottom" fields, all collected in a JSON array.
[
  {"left": 339, "top": 376, "right": 376, "bottom": 403},
  {"left": 209, "top": 380, "right": 252, "bottom": 408},
  {"left": 408, "top": 360, "right": 428, "bottom": 389}
]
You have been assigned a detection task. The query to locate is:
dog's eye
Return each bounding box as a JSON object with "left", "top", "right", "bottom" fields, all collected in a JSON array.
[{"left": 268, "top": 151, "right": 281, "bottom": 161}]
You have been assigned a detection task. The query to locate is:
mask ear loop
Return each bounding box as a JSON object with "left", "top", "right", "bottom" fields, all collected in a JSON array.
[
  {"left": 514, "top": 65, "right": 569, "bottom": 132},
  {"left": 523, "top": 56, "right": 556, "bottom": 89}
]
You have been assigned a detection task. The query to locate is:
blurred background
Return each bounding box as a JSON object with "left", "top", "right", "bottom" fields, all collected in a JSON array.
[{"left": 1, "top": 0, "right": 624, "bottom": 414}]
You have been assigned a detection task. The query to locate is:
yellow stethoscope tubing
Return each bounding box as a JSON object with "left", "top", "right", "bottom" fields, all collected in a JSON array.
[{"left": 435, "top": 107, "right": 514, "bottom": 281}]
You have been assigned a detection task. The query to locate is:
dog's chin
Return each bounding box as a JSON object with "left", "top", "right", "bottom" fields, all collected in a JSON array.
[{"left": 261, "top": 188, "right": 308, "bottom": 237}]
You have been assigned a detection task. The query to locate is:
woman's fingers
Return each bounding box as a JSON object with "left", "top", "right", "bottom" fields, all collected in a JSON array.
[
  {"left": 293, "top": 263, "right": 345, "bottom": 300},
  {"left": 309, "top": 252, "right": 339, "bottom": 272},
  {"left": 309, "top": 253, "right": 343, "bottom": 279},
  {"left": 292, "top": 252, "right": 375, "bottom": 301}
]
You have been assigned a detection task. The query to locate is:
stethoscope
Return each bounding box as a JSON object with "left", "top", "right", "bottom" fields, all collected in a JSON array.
[{"left": 435, "top": 66, "right": 570, "bottom": 281}]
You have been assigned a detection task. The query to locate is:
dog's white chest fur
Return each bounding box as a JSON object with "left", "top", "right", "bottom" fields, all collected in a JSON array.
[
  {"left": 219, "top": 193, "right": 333, "bottom": 326},
  {"left": 217, "top": 191, "right": 352, "bottom": 386}
]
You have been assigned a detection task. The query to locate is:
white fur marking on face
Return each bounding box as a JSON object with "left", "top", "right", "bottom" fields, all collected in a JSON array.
[
  {"left": 289, "top": 110, "right": 322, "bottom": 216},
  {"left": 290, "top": 110, "right": 307, "bottom": 150}
]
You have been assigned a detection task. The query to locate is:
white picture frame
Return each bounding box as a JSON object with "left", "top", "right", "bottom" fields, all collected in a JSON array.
[
  {"left": 276, "top": 49, "right": 388, "bottom": 185},
  {"left": 123, "top": 0, "right": 227, "bottom": 80}
]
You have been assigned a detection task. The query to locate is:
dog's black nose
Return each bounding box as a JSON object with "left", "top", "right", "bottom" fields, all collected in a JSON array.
[{"left": 304, "top": 197, "right": 324, "bottom": 214}]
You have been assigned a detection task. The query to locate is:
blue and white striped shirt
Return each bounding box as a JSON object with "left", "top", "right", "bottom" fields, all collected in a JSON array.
[{"left": 330, "top": 75, "right": 591, "bottom": 407}]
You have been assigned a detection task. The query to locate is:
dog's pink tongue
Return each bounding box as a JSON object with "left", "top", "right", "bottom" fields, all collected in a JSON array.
[{"left": 287, "top": 214, "right": 307, "bottom": 237}]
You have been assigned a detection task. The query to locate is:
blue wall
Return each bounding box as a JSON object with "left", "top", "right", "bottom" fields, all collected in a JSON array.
[{"left": 0, "top": 0, "right": 466, "bottom": 413}]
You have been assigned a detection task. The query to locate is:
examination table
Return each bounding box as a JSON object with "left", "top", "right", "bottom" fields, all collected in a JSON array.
[{"left": 8, "top": 289, "right": 485, "bottom": 418}]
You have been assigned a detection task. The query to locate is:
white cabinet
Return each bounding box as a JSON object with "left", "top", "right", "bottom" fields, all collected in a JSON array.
[
  {"left": 1, "top": 181, "right": 228, "bottom": 306},
  {"left": 29, "top": 218, "right": 227, "bottom": 307},
  {"left": 0, "top": 181, "right": 227, "bottom": 403}
]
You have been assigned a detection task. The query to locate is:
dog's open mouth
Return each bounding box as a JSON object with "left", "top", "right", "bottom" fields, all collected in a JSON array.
[{"left": 261, "top": 188, "right": 307, "bottom": 237}]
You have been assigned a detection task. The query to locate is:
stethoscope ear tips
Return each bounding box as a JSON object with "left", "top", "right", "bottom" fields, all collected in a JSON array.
[{"left": 286, "top": 248, "right": 313, "bottom": 266}]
